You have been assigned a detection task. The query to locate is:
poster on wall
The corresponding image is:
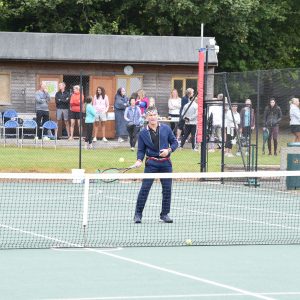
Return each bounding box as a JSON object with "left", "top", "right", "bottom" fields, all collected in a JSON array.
[{"left": 42, "top": 80, "right": 58, "bottom": 97}]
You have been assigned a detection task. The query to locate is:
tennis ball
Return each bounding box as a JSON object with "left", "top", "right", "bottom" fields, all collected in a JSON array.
[
  {"left": 119, "top": 157, "right": 125, "bottom": 163},
  {"left": 185, "top": 239, "right": 193, "bottom": 246}
]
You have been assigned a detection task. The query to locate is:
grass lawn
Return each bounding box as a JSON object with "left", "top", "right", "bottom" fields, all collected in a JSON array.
[
  {"left": 0, "top": 140, "right": 285, "bottom": 173},
  {"left": 0, "top": 147, "right": 205, "bottom": 173}
]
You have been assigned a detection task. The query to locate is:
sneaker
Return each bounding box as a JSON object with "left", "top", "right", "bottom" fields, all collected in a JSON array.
[
  {"left": 192, "top": 148, "right": 198, "bottom": 152},
  {"left": 208, "top": 149, "right": 215, "bottom": 153},
  {"left": 93, "top": 137, "right": 97, "bottom": 142},
  {"left": 34, "top": 136, "right": 39, "bottom": 140},
  {"left": 68, "top": 137, "right": 73, "bottom": 141},
  {"left": 130, "top": 147, "right": 135, "bottom": 151},
  {"left": 118, "top": 137, "right": 124, "bottom": 143},
  {"left": 236, "top": 152, "right": 241, "bottom": 156},
  {"left": 43, "top": 136, "right": 50, "bottom": 141},
  {"left": 102, "top": 137, "right": 108, "bottom": 142},
  {"left": 89, "top": 144, "right": 94, "bottom": 150},
  {"left": 134, "top": 215, "right": 142, "bottom": 224},
  {"left": 160, "top": 215, "right": 173, "bottom": 223}
]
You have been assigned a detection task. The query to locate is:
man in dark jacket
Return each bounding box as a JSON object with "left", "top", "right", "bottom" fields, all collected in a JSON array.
[
  {"left": 55, "top": 82, "right": 70, "bottom": 138},
  {"left": 263, "top": 98, "right": 282, "bottom": 155},
  {"left": 133, "top": 106, "right": 178, "bottom": 224}
]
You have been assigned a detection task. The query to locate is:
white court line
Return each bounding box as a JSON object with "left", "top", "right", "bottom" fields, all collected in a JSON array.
[
  {"left": 0, "top": 223, "right": 274, "bottom": 300},
  {"left": 45, "top": 291, "right": 300, "bottom": 299},
  {"left": 51, "top": 247, "right": 123, "bottom": 252},
  {"left": 172, "top": 195, "right": 300, "bottom": 218},
  {"left": 105, "top": 195, "right": 300, "bottom": 232}
]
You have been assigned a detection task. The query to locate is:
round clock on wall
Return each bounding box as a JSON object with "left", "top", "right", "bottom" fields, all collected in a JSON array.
[{"left": 124, "top": 65, "right": 134, "bottom": 75}]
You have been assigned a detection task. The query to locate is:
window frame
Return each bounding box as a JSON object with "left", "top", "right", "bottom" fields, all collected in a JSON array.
[
  {"left": 171, "top": 77, "right": 198, "bottom": 97},
  {"left": 115, "top": 75, "right": 143, "bottom": 95},
  {"left": 0, "top": 72, "right": 11, "bottom": 105}
]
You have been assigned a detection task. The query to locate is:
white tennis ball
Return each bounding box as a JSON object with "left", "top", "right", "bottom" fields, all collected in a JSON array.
[
  {"left": 185, "top": 239, "right": 193, "bottom": 246},
  {"left": 119, "top": 157, "right": 125, "bottom": 163}
]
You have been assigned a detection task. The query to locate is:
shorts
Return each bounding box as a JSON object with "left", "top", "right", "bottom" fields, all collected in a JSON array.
[
  {"left": 95, "top": 111, "right": 107, "bottom": 122},
  {"left": 56, "top": 109, "right": 69, "bottom": 121},
  {"left": 291, "top": 125, "right": 300, "bottom": 133},
  {"left": 69, "top": 111, "right": 81, "bottom": 120}
]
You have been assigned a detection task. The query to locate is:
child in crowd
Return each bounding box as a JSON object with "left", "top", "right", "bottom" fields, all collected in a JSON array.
[
  {"left": 84, "top": 96, "right": 96, "bottom": 149},
  {"left": 124, "top": 97, "right": 142, "bottom": 151}
]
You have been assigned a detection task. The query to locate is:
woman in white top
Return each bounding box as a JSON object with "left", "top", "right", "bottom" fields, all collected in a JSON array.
[
  {"left": 289, "top": 98, "right": 300, "bottom": 142},
  {"left": 224, "top": 103, "right": 240, "bottom": 157},
  {"left": 92, "top": 86, "right": 109, "bottom": 142},
  {"left": 168, "top": 89, "right": 181, "bottom": 131}
]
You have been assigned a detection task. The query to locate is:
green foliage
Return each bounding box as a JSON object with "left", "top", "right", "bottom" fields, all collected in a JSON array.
[{"left": 0, "top": 0, "right": 299, "bottom": 71}]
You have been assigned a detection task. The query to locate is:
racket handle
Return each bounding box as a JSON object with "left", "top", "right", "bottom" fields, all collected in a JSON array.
[{"left": 129, "top": 164, "right": 137, "bottom": 169}]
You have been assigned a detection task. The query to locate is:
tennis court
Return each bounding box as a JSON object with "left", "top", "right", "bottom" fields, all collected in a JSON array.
[
  {"left": 1, "top": 244, "right": 300, "bottom": 300},
  {"left": 1, "top": 171, "right": 300, "bottom": 299}
]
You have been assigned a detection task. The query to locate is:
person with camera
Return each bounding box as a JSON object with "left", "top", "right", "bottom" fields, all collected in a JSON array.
[
  {"left": 176, "top": 88, "right": 194, "bottom": 144},
  {"left": 178, "top": 96, "right": 198, "bottom": 151}
]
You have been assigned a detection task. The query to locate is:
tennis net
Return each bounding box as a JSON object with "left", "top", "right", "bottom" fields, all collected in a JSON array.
[{"left": 0, "top": 171, "right": 300, "bottom": 249}]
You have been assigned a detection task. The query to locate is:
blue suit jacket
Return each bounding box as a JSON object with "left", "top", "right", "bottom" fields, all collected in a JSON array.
[{"left": 137, "top": 124, "right": 178, "bottom": 161}]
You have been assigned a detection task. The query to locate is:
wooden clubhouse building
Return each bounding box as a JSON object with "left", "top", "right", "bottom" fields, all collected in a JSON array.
[{"left": 0, "top": 32, "right": 218, "bottom": 138}]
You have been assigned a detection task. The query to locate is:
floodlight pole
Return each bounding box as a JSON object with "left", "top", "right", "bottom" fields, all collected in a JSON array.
[{"left": 200, "top": 46, "right": 209, "bottom": 172}]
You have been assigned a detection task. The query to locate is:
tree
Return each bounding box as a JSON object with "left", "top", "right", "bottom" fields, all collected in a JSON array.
[{"left": 0, "top": 0, "right": 299, "bottom": 72}]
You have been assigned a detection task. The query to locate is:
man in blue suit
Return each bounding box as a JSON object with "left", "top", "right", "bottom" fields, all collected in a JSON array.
[{"left": 133, "top": 106, "right": 178, "bottom": 224}]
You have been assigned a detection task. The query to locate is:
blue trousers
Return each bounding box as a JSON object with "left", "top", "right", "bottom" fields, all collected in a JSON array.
[{"left": 135, "top": 159, "right": 172, "bottom": 217}]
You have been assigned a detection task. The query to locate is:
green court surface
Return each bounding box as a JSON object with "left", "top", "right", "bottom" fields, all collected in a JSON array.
[
  {"left": 0, "top": 245, "right": 300, "bottom": 300},
  {"left": 1, "top": 173, "right": 300, "bottom": 299}
]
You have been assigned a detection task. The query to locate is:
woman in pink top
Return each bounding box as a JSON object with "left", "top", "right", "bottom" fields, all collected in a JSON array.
[
  {"left": 136, "top": 89, "right": 149, "bottom": 115},
  {"left": 92, "top": 86, "right": 109, "bottom": 142}
]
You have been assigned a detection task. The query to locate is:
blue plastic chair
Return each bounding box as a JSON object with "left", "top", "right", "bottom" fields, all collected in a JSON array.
[
  {"left": 3, "top": 109, "right": 18, "bottom": 123},
  {"left": 3, "top": 120, "right": 19, "bottom": 147},
  {"left": 21, "top": 119, "right": 38, "bottom": 148},
  {"left": 41, "top": 121, "right": 58, "bottom": 149}
]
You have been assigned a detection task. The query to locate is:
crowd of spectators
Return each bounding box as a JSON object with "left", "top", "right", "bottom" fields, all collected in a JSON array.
[{"left": 33, "top": 82, "right": 300, "bottom": 153}]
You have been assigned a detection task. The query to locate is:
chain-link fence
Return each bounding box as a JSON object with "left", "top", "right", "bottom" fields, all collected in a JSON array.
[
  {"left": 0, "top": 68, "right": 299, "bottom": 173},
  {"left": 204, "top": 69, "right": 300, "bottom": 172}
]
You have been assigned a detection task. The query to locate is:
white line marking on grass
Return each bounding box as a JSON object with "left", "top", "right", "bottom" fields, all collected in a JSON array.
[{"left": 1, "top": 223, "right": 274, "bottom": 300}]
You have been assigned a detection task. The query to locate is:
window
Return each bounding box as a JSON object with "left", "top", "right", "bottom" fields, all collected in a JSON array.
[
  {"left": 63, "top": 75, "right": 90, "bottom": 98},
  {"left": 116, "top": 76, "right": 143, "bottom": 97},
  {"left": 172, "top": 77, "right": 198, "bottom": 97},
  {"left": 0, "top": 73, "right": 11, "bottom": 104}
]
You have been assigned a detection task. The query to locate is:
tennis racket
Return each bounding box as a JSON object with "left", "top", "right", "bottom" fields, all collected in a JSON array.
[{"left": 97, "top": 165, "right": 136, "bottom": 183}]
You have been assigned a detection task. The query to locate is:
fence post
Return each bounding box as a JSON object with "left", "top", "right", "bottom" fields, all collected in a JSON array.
[{"left": 79, "top": 72, "right": 83, "bottom": 169}]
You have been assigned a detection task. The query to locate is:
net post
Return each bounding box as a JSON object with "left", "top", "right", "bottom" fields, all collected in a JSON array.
[{"left": 82, "top": 175, "right": 90, "bottom": 247}]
